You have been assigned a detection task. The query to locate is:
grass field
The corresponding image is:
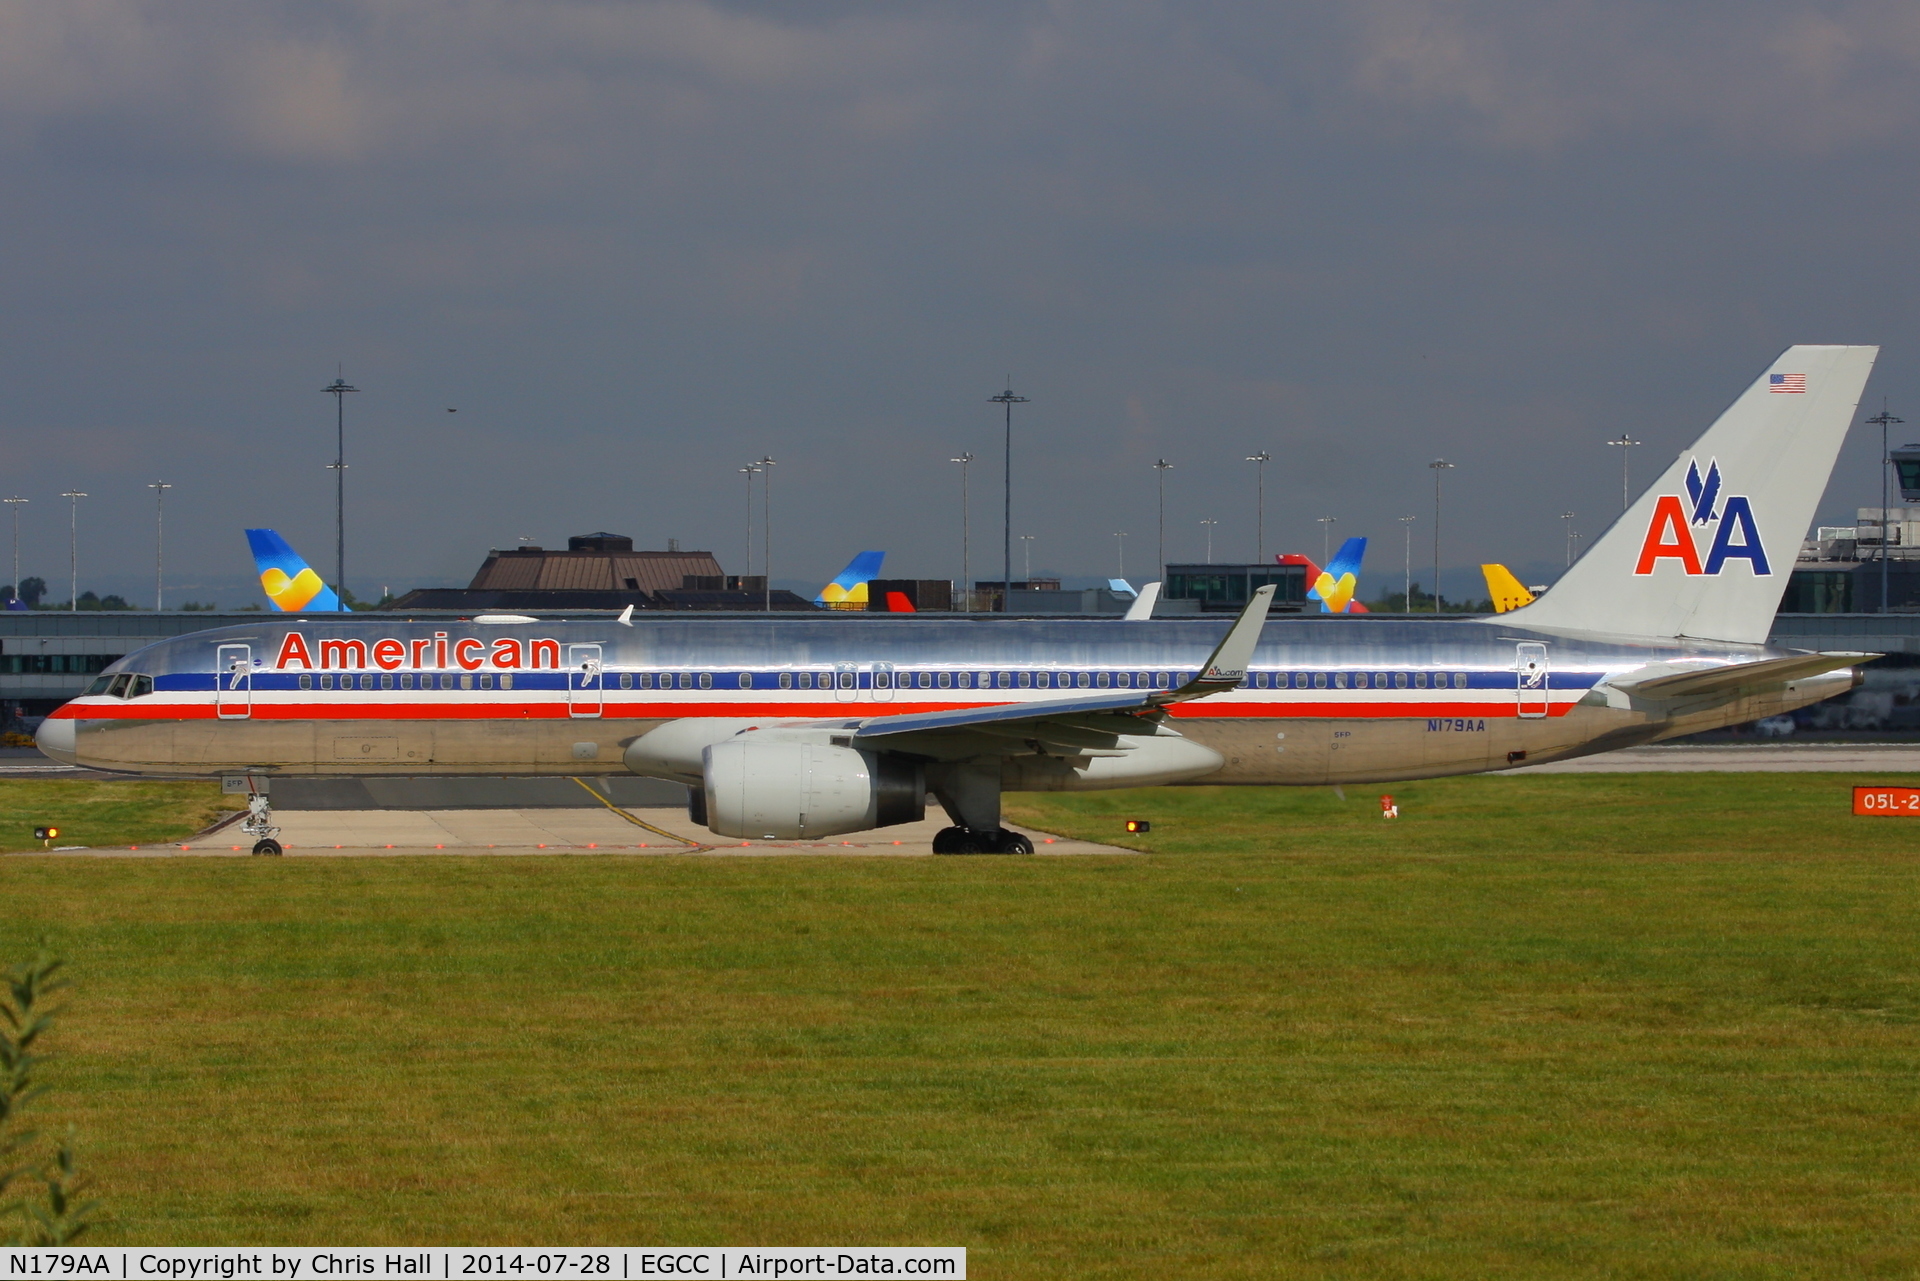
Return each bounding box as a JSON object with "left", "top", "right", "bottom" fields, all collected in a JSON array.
[
  {"left": 4, "top": 773, "right": 1920, "bottom": 1275},
  {"left": 0, "top": 779, "right": 225, "bottom": 852}
]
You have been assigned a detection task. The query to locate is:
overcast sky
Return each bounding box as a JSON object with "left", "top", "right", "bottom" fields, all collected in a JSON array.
[{"left": 1, "top": 0, "right": 1916, "bottom": 606}]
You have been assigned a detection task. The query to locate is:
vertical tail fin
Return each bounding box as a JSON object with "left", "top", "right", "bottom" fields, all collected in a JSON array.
[
  {"left": 245, "top": 529, "right": 342, "bottom": 612},
  {"left": 1309, "top": 537, "right": 1368, "bottom": 613},
  {"left": 1505, "top": 345, "right": 1877, "bottom": 642},
  {"left": 815, "top": 550, "right": 886, "bottom": 609},
  {"left": 1482, "top": 564, "right": 1536, "bottom": 613}
]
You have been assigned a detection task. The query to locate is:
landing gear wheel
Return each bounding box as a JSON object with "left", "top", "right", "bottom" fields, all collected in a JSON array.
[
  {"left": 994, "top": 830, "right": 1035, "bottom": 855},
  {"left": 252, "top": 839, "right": 283, "bottom": 857},
  {"left": 933, "top": 826, "right": 989, "bottom": 855}
]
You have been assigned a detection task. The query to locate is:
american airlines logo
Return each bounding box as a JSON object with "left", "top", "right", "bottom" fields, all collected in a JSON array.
[
  {"left": 273, "top": 631, "right": 567, "bottom": 671},
  {"left": 1633, "top": 457, "right": 1770, "bottom": 577}
]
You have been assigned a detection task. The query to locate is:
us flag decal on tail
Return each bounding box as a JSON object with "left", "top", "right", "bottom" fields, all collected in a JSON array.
[{"left": 1769, "top": 373, "right": 1807, "bottom": 393}]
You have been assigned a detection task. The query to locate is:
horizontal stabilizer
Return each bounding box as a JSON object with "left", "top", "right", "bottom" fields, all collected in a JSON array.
[{"left": 1610, "top": 651, "right": 1875, "bottom": 700}]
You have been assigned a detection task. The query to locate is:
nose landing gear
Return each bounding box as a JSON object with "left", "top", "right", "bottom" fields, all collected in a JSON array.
[{"left": 232, "top": 777, "right": 282, "bottom": 857}]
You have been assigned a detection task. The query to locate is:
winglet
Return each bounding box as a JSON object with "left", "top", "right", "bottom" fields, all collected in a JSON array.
[
  {"left": 617, "top": 604, "right": 634, "bottom": 626},
  {"left": 1123, "top": 582, "right": 1161, "bottom": 621},
  {"left": 1154, "top": 584, "right": 1274, "bottom": 703}
]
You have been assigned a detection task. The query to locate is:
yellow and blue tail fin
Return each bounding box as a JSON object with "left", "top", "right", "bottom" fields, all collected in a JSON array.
[
  {"left": 815, "top": 550, "right": 885, "bottom": 610},
  {"left": 1307, "top": 537, "right": 1368, "bottom": 613},
  {"left": 246, "top": 529, "right": 342, "bottom": 612}
]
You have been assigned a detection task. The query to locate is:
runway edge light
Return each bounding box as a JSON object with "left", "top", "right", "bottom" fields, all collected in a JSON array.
[{"left": 1125, "top": 819, "right": 1151, "bottom": 834}]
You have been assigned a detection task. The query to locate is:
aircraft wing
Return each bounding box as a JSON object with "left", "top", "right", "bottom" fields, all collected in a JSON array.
[
  {"left": 850, "top": 585, "right": 1275, "bottom": 757},
  {"left": 1609, "top": 651, "right": 1876, "bottom": 700}
]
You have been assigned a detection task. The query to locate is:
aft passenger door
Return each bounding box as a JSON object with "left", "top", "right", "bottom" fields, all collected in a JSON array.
[
  {"left": 869, "top": 661, "right": 896, "bottom": 703},
  {"left": 215, "top": 644, "right": 251, "bottom": 720},
  {"left": 1515, "top": 643, "right": 1548, "bottom": 719},
  {"left": 834, "top": 662, "right": 858, "bottom": 703},
  {"left": 569, "top": 643, "right": 603, "bottom": 719}
]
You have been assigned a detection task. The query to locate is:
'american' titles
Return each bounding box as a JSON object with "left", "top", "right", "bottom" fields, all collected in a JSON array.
[{"left": 273, "top": 631, "right": 564, "bottom": 672}]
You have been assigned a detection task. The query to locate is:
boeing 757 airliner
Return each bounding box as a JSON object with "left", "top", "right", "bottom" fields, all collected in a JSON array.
[{"left": 39, "top": 346, "right": 1880, "bottom": 854}]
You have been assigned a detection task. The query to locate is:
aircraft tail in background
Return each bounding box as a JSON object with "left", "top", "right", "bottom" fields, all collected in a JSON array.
[
  {"left": 816, "top": 550, "right": 886, "bottom": 609},
  {"left": 1305, "top": 537, "right": 1369, "bottom": 613},
  {"left": 246, "top": 529, "right": 342, "bottom": 612},
  {"left": 1503, "top": 345, "right": 1877, "bottom": 643},
  {"left": 1482, "top": 564, "right": 1536, "bottom": 613}
]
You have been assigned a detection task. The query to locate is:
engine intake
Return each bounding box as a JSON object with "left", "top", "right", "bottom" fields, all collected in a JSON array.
[{"left": 702, "top": 737, "right": 924, "bottom": 839}]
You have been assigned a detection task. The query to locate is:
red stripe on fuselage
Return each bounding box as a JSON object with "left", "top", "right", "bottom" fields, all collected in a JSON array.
[{"left": 49, "top": 696, "right": 1576, "bottom": 721}]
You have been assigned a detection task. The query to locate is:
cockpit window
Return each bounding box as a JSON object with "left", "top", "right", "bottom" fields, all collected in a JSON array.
[
  {"left": 106, "top": 673, "right": 133, "bottom": 698},
  {"left": 128, "top": 675, "right": 154, "bottom": 699},
  {"left": 84, "top": 675, "right": 113, "bottom": 696}
]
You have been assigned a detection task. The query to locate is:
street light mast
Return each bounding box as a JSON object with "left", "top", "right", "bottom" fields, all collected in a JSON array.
[
  {"left": 148, "top": 482, "right": 172, "bottom": 609},
  {"left": 948, "top": 453, "right": 975, "bottom": 612},
  {"left": 1428, "top": 460, "right": 1454, "bottom": 613},
  {"left": 989, "top": 385, "right": 1028, "bottom": 612},
  {"left": 1866, "top": 402, "right": 1904, "bottom": 613},
  {"left": 1244, "top": 452, "right": 1271, "bottom": 563},
  {"left": 1153, "top": 459, "right": 1173, "bottom": 580},
  {"left": 322, "top": 374, "right": 359, "bottom": 607},
  {"left": 2, "top": 498, "right": 26, "bottom": 606},
  {"left": 1606, "top": 434, "right": 1642, "bottom": 513},
  {"left": 59, "top": 491, "right": 87, "bottom": 612}
]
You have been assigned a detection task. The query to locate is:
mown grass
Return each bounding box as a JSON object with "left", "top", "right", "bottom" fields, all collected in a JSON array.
[
  {"left": 2, "top": 773, "right": 1919, "bottom": 1276},
  {"left": 0, "top": 779, "right": 225, "bottom": 852}
]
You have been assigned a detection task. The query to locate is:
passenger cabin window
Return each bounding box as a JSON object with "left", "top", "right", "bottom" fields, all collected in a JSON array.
[
  {"left": 638, "top": 673, "right": 652, "bottom": 689},
  {"left": 698, "top": 673, "right": 713, "bottom": 689},
  {"left": 1394, "top": 672, "right": 1408, "bottom": 688},
  {"left": 1454, "top": 673, "right": 1469, "bottom": 688},
  {"left": 1354, "top": 673, "right": 1369, "bottom": 689},
  {"left": 1313, "top": 673, "right": 1328, "bottom": 689},
  {"left": 299, "top": 674, "right": 313, "bottom": 690},
  {"left": 937, "top": 672, "right": 951, "bottom": 688},
  {"left": 479, "top": 673, "right": 494, "bottom": 690},
  {"left": 677, "top": 673, "right": 692, "bottom": 689},
  {"left": 799, "top": 672, "right": 814, "bottom": 689},
  {"left": 836, "top": 671, "right": 855, "bottom": 690},
  {"left": 1077, "top": 673, "right": 1091, "bottom": 688},
  {"left": 619, "top": 673, "right": 633, "bottom": 689},
  {"left": 995, "top": 672, "right": 1010, "bottom": 688},
  {"left": 875, "top": 671, "right": 892, "bottom": 689},
  {"left": 320, "top": 674, "right": 335, "bottom": 690},
  {"left": 918, "top": 672, "right": 932, "bottom": 688},
  {"left": 1414, "top": 672, "right": 1428, "bottom": 688},
  {"left": 400, "top": 674, "right": 414, "bottom": 689},
  {"left": 1017, "top": 672, "right": 1031, "bottom": 688},
  {"left": 738, "top": 673, "right": 753, "bottom": 690},
  {"left": 460, "top": 674, "right": 474, "bottom": 690},
  {"left": 779, "top": 673, "right": 793, "bottom": 689}
]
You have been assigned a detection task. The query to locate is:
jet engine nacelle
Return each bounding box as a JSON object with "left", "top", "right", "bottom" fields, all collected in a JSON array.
[{"left": 703, "top": 736, "right": 924, "bottom": 840}]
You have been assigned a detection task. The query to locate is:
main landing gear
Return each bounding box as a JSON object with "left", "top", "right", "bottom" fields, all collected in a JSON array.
[
  {"left": 926, "top": 759, "right": 1033, "bottom": 855},
  {"left": 931, "top": 826, "right": 1035, "bottom": 855}
]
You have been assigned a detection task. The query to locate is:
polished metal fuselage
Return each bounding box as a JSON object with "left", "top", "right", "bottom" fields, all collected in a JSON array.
[{"left": 45, "top": 614, "right": 1852, "bottom": 785}]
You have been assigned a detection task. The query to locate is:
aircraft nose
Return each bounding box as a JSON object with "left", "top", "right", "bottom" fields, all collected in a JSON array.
[{"left": 34, "top": 715, "right": 76, "bottom": 766}]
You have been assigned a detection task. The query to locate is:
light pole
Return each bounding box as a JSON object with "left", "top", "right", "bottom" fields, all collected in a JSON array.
[
  {"left": 758, "top": 456, "right": 775, "bottom": 611},
  {"left": 322, "top": 375, "right": 359, "bottom": 606},
  {"left": 1867, "top": 403, "right": 1904, "bottom": 613},
  {"left": 1607, "top": 434, "right": 1642, "bottom": 513},
  {"left": 738, "top": 464, "right": 761, "bottom": 578},
  {"left": 59, "top": 491, "right": 87, "bottom": 612},
  {"left": 148, "top": 482, "right": 172, "bottom": 610},
  {"left": 1428, "top": 460, "right": 1454, "bottom": 613},
  {"left": 1316, "top": 516, "right": 1337, "bottom": 566},
  {"left": 949, "top": 453, "right": 974, "bottom": 611},
  {"left": 989, "top": 385, "right": 1029, "bottom": 613},
  {"left": 2, "top": 498, "right": 25, "bottom": 605},
  {"left": 1019, "top": 534, "right": 1036, "bottom": 584},
  {"left": 1245, "top": 452, "right": 1271, "bottom": 563},
  {"left": 1113, "top": 532, "right": 1127, "bottom": 578},
  {"left": 1153, "top": 459, "right": 1174, "bottom": 579},
  {"left": 1200, "top": 519, "right": 1218, "bottom": 564},
  {"left": 1562, "top": 511, "right": 1576, "bottom": 568},
  {"left": 1399, "top": 515, "right": 1415, "bottom": 611}
]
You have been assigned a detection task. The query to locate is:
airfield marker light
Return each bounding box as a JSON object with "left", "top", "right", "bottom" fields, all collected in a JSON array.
[
  {"left": 34, "top": 825, "right": 57, "bottom": 848},
  {"left": 1125, "top": 819, "right": 1152, "bottom": 834}
]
